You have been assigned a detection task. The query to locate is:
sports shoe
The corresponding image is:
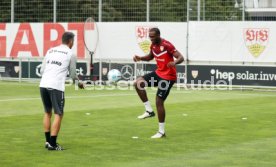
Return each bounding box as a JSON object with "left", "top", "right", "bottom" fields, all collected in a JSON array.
[
  {"left": 48, "top": 143, "right": 64, "bottom": 151},
  {"left": 45, "top": 142, "right": 50, "bottom": 149},
  {"left": 151, "top": 132, "right": 166, "bottom": 139},
  {"left": 137, "top": 111, "right": 155, "bottom": 119}
]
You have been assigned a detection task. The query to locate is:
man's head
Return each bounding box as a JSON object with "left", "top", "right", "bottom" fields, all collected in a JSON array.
[
  {"left": 149, "top": 28, "right": 161, "bottom": 44},
  {"left": 62, "top": 32, "right": 75, "bottom": 49}
]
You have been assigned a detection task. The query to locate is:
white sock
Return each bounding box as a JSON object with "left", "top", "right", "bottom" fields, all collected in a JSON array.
[
  {"left": 159, "top": 122, "right": 165, "bottom": 134},
  {"left": 144, "top": 101, "right": 153, "bottom": 112}
]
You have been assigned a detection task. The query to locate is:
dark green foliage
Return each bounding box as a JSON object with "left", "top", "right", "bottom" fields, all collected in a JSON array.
[{"left": 0, "top": 0, "right": 244, "bottom": 22}]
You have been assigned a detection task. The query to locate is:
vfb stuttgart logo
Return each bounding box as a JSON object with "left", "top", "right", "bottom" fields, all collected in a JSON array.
[
  {"left": 244, "top": 28, "right": 269, "bottom": 58},
  {"left": 135, "top": 26, "right": 152, "bottom": 54}
]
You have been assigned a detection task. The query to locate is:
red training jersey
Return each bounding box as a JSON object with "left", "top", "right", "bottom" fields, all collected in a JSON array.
[{"left": 150, "top": 39, "right": 177, "bottom": 81}]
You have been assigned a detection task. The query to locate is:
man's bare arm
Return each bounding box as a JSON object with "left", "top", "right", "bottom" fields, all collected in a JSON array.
[
  {"left": 133, "top": 52, "right": 154, "bottom": 62},
  {"left": 167, "top": 51, "right": 184, "bottom": 67}
]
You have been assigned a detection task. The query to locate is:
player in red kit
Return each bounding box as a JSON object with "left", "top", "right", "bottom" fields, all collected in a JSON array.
[{"left": 133, "top": 28, "right": 184, "bottom": 138}]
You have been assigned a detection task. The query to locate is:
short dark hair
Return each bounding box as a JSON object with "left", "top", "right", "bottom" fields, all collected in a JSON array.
[
  {"left": 62, "top": 32, "right": 75, "bottom": 44},
  {"left": 150, "top": 28, "right": 160, "bottom": 36}
]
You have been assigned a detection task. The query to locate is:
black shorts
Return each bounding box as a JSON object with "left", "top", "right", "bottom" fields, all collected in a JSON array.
[
  {"left": 143, "top": 71, "right": 175, "bottom": 101},
  {"left": 40, "top": 87, "right": 65, "bottom": 115}
]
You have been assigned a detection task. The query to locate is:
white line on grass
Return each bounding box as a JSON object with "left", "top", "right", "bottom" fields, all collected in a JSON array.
[
  {"left": 0, "top": 92, "right": 191, "bottom": 102},
  {"left": 0, "top": 90, "right": 275, "bottom": 102},
  {"left": 0, "top": 94, "right": 136, "bottom": 102}
]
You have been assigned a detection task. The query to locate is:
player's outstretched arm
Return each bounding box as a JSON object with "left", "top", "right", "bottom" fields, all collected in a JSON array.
[
  {"left": 133, "top": 52, "right": 154, "bottom": 62},
  {"left": 167, "top": 51, "right": 184, "bottom": 67},
  {"left": 69, "top": 54, "right": 84, "bottom": 89}
]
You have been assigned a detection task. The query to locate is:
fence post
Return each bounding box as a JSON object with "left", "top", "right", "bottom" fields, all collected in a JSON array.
[
  {"left": 134, "top": 62, "right": 137, "bottom": 80},
  {"left": 53, "top": 0, "right": 57, "bottom": 23},
  {"left": 99, "top": 60, "right": 102, "bottom": 82},
  {"left": 146, "top": 0, "right": 150, "bottom": 22},
  {"left": 98, "top": 0, "right": 102, "bottom": 82},
  {"left": 99, "top": 0, "right": 102, "bottom": 22},
  {"left": 186, "top": 0, "right": 190, "bottom": 86},
  {"left": 11, "top": 0, "right": 14, "bottom": 23},
  {"left": 203, "top": 0, "right": 205, "bottom": 21},
  {"left": 242, "top": 0, "right": 245, "bottom": 21},
  {"left": 197, "top": 0, "right": 200, "bottom": 21}
]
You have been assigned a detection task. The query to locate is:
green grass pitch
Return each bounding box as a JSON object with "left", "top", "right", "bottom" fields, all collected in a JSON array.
[{"left": 0, "top": 81, "right": 276, "bottom": 167}]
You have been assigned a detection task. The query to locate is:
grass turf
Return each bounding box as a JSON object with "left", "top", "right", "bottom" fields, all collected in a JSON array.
[{"left": 0, "top": 81, "right": 276, "bottom": 167}]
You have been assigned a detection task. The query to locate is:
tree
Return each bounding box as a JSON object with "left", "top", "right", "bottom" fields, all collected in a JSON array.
[
  {"left": 189, "top": 0, "right": 242, "bottom": 21},
  {"left": 0, "top": 0, "right": 246, "bottom": 23},
  {"left": 150, "top": 0, "right": 186, "bottom": 22},
  {"left": 14, "top": 0, "right": 53, "bottom": 22},
  {"left": 0, "top": 0, "right": 11, "bottom": 22}
]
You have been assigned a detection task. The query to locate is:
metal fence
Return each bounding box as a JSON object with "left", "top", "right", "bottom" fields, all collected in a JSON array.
[
  {"left": 2, "top": 57, "right": 276, "bottom": 88},
  {"left": 189, "top": 0, "right": 276, "bottom": 21},
  {"left": 1, "top": 0, "right": 275, "bottom": 23},
  {"left": 0, "top": 58, "right": 186, "bottom": 84}
]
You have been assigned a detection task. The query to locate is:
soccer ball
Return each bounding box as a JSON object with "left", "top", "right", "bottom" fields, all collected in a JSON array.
[{"left": 107, "top": 69, "right": 122, "bottom": 82}]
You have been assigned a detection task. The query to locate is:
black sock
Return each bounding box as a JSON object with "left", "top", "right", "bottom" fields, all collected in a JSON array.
[
  {"left": 50, "top": 136, "right": 57, "bottom": 147},
  {"left": 45, "top": 132, "right": 50, "bottom": 143}
]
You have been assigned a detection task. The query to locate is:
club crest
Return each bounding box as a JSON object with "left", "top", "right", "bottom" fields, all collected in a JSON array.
[
  {"left": 135, "top": 26, "right": 151, "bottom": 54},
  {"left": 244, "top": 28, "right": 269, "bottom": 58},
  {"left": 14, "top": 66, "right": 20, "bottom": 73},
  {"left": 102, "top": 68, "right": 108, "bottom": 75},
  {"left": 191, "top": 70, "right": 198, "bottom": 79}
]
